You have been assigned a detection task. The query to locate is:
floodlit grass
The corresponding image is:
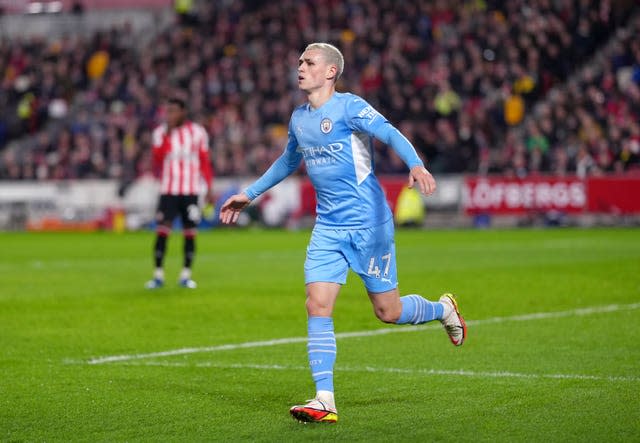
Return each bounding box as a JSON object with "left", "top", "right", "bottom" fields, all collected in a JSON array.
[{"left": 0, "top": 227, "right": 638, "bottom": 441}]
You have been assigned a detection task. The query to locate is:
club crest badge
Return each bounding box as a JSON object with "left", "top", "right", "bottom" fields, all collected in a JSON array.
[{"left": 320, "top": 118, "right": 333, "bottom": 134}]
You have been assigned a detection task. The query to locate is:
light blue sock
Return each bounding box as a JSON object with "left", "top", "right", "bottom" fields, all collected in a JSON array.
[
  {"left": 396, "top": 294, "right": 444, "bottom": 325},
  {"left": 307, "top": 316, "right": 336, "bottom": 393}
]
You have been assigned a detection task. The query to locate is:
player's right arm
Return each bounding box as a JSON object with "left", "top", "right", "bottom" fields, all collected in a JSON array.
[
  {"left": 151, "top": 125, "right": 169, "bottom": 178},
  {"left": 220, "top": 126, "right": 302, "bottom": 225},
  {"left": 219, "top": 193, "right": 251, "bottom": 224}
]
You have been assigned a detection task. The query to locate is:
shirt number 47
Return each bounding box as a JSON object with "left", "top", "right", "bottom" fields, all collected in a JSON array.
[{"left": 367, "top": 253, "right": 392, "bottom": 278}]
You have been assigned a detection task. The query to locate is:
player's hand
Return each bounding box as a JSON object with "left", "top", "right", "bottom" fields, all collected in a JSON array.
[
  {"left": 219, "top": 193, "right": 251, "bottom": 224},
  {"left": 408, "top": 166, "right": 436, "bottom": 196}
]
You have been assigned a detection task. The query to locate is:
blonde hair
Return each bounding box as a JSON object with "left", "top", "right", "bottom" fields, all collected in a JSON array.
[{"left": 304, "top": 42, "right": 344, "bottom": 81}]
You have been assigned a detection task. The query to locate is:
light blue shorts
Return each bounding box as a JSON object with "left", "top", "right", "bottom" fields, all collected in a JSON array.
[{"left": 304, "top": 218, "right": 398, "bottom": 293}]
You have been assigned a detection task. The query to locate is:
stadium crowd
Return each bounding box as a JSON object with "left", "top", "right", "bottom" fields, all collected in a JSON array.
[{"left": 1, "top": 0, "right": 639, "bottom": 181}]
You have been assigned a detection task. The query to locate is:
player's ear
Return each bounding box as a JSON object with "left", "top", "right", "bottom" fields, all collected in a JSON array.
[{"left": 326, "top": 64, "right": 337, "bottom": 81}]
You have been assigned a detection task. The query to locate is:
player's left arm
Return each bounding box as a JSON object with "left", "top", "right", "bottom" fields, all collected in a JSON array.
[
  {"left": 198, "top": 126, "right": 214, "bottom": 203},
  {"left": 348, "top": 98, "right": 436, "bottom": 196},
  {"left": 373, "top": 123, "right": 436, "bottom": 196}
]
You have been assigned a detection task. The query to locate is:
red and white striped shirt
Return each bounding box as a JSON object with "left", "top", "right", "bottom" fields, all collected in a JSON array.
[{"left": 152, "top": 121, "right": 213, "bottom": 195}]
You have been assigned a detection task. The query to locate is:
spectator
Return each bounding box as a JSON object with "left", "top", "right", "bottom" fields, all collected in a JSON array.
[{"left": 1, "top": 0, "right": 638, "bottom": 182}]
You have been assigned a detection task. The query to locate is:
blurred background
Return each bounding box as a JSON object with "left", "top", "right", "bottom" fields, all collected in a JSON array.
[{"left": 1, "top": 0, "right": 639, "bottom": 231}]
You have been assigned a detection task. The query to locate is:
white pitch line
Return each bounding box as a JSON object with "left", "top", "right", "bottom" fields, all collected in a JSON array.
[
  {"left": 115, "top": 360, "right": 640, "bottom": 383},
  {"left": 86, "top": 302, "right": 640, "bottom": 365}
]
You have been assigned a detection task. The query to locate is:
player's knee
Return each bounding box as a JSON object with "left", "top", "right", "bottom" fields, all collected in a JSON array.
[
  {"left": 156, "top": 224, "right": 171, "bottom": 237},
  {"left": 305, "top": 296, "right": 332, "bottom": 317},
  {"left": 374, "top": 305, "right": 401, "bottom": 324}
]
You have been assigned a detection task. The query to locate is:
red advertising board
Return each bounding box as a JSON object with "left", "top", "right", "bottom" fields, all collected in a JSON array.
[
  {"left": 463, "top": 176, "right": 587, "bottom": 214},
  {"left": 463, "top": 175, "right": 640, "bottom": 215},
  {"left": 298, "top": 174, "right": 640, "bottom": 218},
  {"left": 587, "top": 176, "right": 640, "bottom": 214}
]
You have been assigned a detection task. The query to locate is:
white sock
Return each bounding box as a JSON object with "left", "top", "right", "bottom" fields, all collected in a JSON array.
[
  {"left": 316, "top": 390, "right": 336, "bottom": 409},
  {"left": 154, "top": 268, "right": 164, "bottom": 280},
  {"left": 180, "top": 268, "right": 191, "bottom": 281}
]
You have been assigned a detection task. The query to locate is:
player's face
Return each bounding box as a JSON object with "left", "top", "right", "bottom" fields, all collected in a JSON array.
[
  {"left": 166, "top": 103, "right": 186, "bottom": 128},
  {"left": 298, "top": 49, "right": 335, "bottom": 93}
]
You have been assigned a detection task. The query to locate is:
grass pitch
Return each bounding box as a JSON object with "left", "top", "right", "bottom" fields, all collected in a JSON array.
[{"left": 0, "top": 227, "right": 638, "bottom": 442}]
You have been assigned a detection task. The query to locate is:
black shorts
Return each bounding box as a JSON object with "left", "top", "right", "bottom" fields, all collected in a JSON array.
[{"left": 155, "top": 194, "right": 200, "bottom": 229}]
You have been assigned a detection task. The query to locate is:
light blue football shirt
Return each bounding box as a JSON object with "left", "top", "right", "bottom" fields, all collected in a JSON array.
[{"left": 245, "top": 92, "right": 424, "bottom": 228}]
